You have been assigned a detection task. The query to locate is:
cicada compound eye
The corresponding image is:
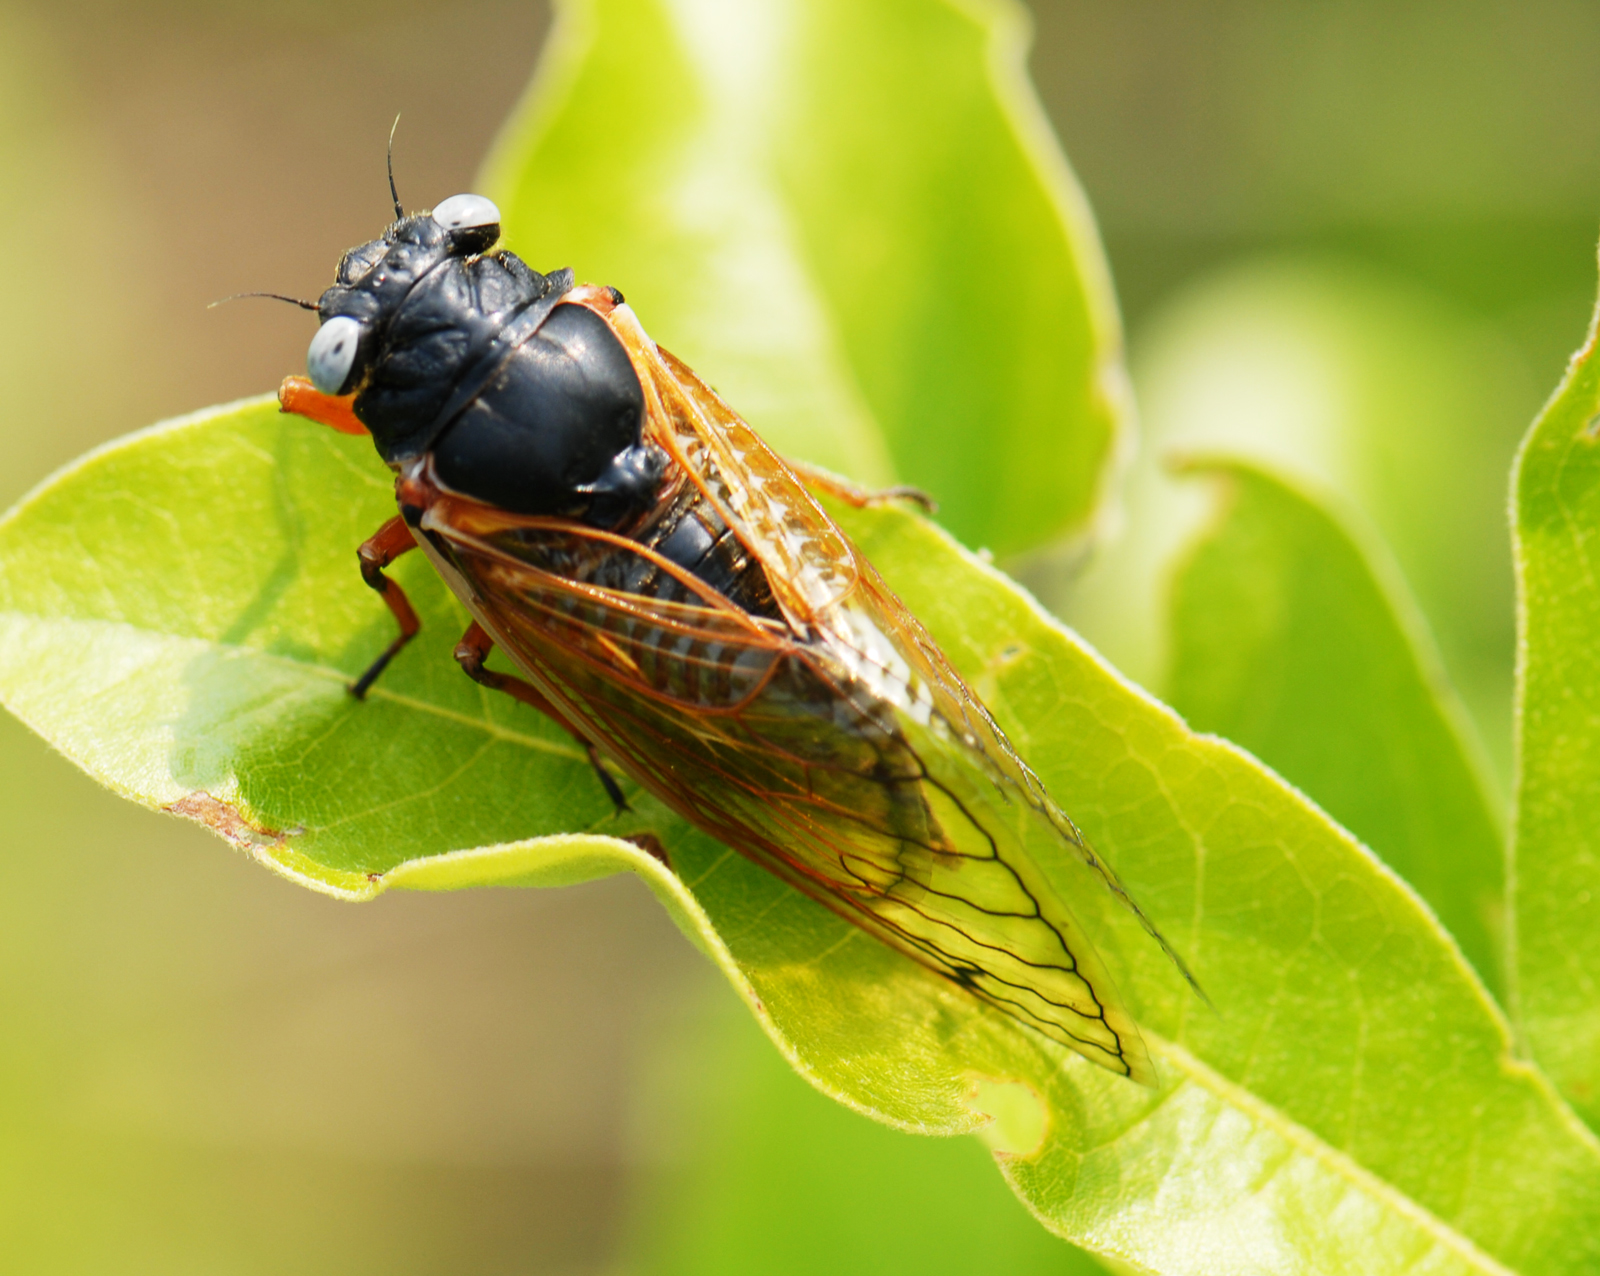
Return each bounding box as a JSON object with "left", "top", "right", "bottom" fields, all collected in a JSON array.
[
  {"left": 431, "top": 193, "right": 501, "bottom": 253},
  {"left": 431, "top": 193, "right": 500, "bottom": 232},
  {"left": 306, "top": 315, "right": 364, "bottom": 395}
]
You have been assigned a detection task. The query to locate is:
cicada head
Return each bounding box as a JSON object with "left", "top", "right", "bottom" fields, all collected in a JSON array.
[{"left": 306, "top": 194, "right": 507, "bottom": 418}]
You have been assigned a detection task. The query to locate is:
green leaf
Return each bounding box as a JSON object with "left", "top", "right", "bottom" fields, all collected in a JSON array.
[
  {"left": 1166, "top": 460, "right": 1505, "bottom": 996},
  {"left": 479, "top": 0, "right": 1128, "bottom": 557},
  {"left": 1059, "top": 260, "right": 1532, "bottom": 783},
  {"left": 2, "top": 401, "right": 1596, "bottom": 1273},
  {"left": 1512, "top": 280, "right": 1600, "bottom": 1127}
]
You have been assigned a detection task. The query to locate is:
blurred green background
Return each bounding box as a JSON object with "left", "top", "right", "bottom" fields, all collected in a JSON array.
[{"left": 0, "top": 0, "right": 1592, "bottom": 1270}]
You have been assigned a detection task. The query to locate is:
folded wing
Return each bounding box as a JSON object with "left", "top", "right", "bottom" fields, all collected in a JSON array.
[{"left": 418, "top": 299, "right": 1177, "bottom": 1084}]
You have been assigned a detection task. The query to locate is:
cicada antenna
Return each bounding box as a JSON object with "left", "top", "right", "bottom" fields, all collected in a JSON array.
[
  {"left": 208, "top": 291, "right": 320, "bottom": 312},
  {"left": 387, "top": 113, "right": 403, "bottom": 220}
]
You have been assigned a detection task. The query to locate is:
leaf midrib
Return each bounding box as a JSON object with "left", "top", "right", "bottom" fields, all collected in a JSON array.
[
  {"left": 0, "top": 608, "right": 587, "bottom": 763},
  {"left": 1149, "top": 1037, "right": 1516, "bottom": 1275}
]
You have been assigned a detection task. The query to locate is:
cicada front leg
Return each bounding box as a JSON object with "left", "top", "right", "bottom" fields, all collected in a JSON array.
[
  {"left": 453, "top": 621, "right": 631, "bottom": 815},
  {"left": 351, "top": 516, "right": 422, "bottom": 699},
  {"left": 278, "top": 375, "right": 368, "bottom": 436},
  {"left": 784, "top": 457, "right": 938, "bottom": 514}
]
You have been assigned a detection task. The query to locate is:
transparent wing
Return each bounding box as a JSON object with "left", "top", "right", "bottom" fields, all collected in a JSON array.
[
  {"left": 410, "top": 293, "right": 1178, "bottom": 1083},
  {"left": 425, "top": 508, "right": 1155, "bottom": 1082}
]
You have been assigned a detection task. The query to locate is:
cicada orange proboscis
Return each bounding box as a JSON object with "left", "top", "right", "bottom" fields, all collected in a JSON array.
[{"left": 273, "top": 178, "right": 1197, "bottom": 1086}]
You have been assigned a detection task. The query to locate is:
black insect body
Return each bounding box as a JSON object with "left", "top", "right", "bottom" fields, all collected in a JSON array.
[
  {"left": 310, "top": 195, "right": 665, "bottom": 528},
  {"left": 279, "top": 188, "right": 1202, "bottom": 1086}
]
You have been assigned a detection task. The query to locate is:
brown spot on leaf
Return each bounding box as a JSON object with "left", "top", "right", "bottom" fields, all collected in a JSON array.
[{"left": 164, "top": 792, "right": 291, "bottom": 851}]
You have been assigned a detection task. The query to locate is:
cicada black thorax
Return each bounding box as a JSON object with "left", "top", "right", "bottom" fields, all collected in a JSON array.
[
  {"left": 311, "top": 203, "right": 795, "bottom": 621},
  {"left": 318, "top": 212, "right": 666, "bottom": 530}
]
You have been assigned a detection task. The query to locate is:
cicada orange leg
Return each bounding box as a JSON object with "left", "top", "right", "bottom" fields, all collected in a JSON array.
[
  {"left": 453, "top": 621, "right": 631, "bottom": 815},
  {"left": 783, "top": 457, "right": 937, "bottom": 514},
  {"left": 278, "top": 375, "right": 368, "bottom": 436},
  {"left": 351, "top": 516, "right": 422, "bottom": 698},
  {"left": 280, "top": 379, "right": 418, "bottom": 697}
]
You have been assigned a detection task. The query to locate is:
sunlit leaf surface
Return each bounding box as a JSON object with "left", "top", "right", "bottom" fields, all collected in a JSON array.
[
  {"left": 1166, "top": 460, "right": 1505, "bottom": 995},
  {"left": 480, "top": 0, "right": 1128, "bottom": 557},
  {"left": 0, "top": 402, "right": 1595, "bottom": 1273},
  {"left": 1512, "top": 283, "right": 1600, "bottom": 1128}
]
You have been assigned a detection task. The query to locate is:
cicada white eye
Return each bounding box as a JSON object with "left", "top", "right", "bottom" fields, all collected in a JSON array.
[
  {"left": 432, "top": 193, "right": 501, "bottom": 233},
  {"left": 307, "top": 315, "right": 363, "bottom": 395}
]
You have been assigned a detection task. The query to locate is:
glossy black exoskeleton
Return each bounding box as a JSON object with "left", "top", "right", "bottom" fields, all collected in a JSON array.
[
  {"left": 307, "top": 194, "right": 666, "bottom": 528},
  {"left": 282, "top": 187, "right": 777, "bottom": 726},
  {"left": 277, "top": 172, "right": 1201, "bottom": 1078}
]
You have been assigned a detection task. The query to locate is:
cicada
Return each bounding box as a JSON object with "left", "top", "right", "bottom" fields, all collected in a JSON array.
[{"left": 276, "top": 184, "right": 1193, "bottom": 1085}]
